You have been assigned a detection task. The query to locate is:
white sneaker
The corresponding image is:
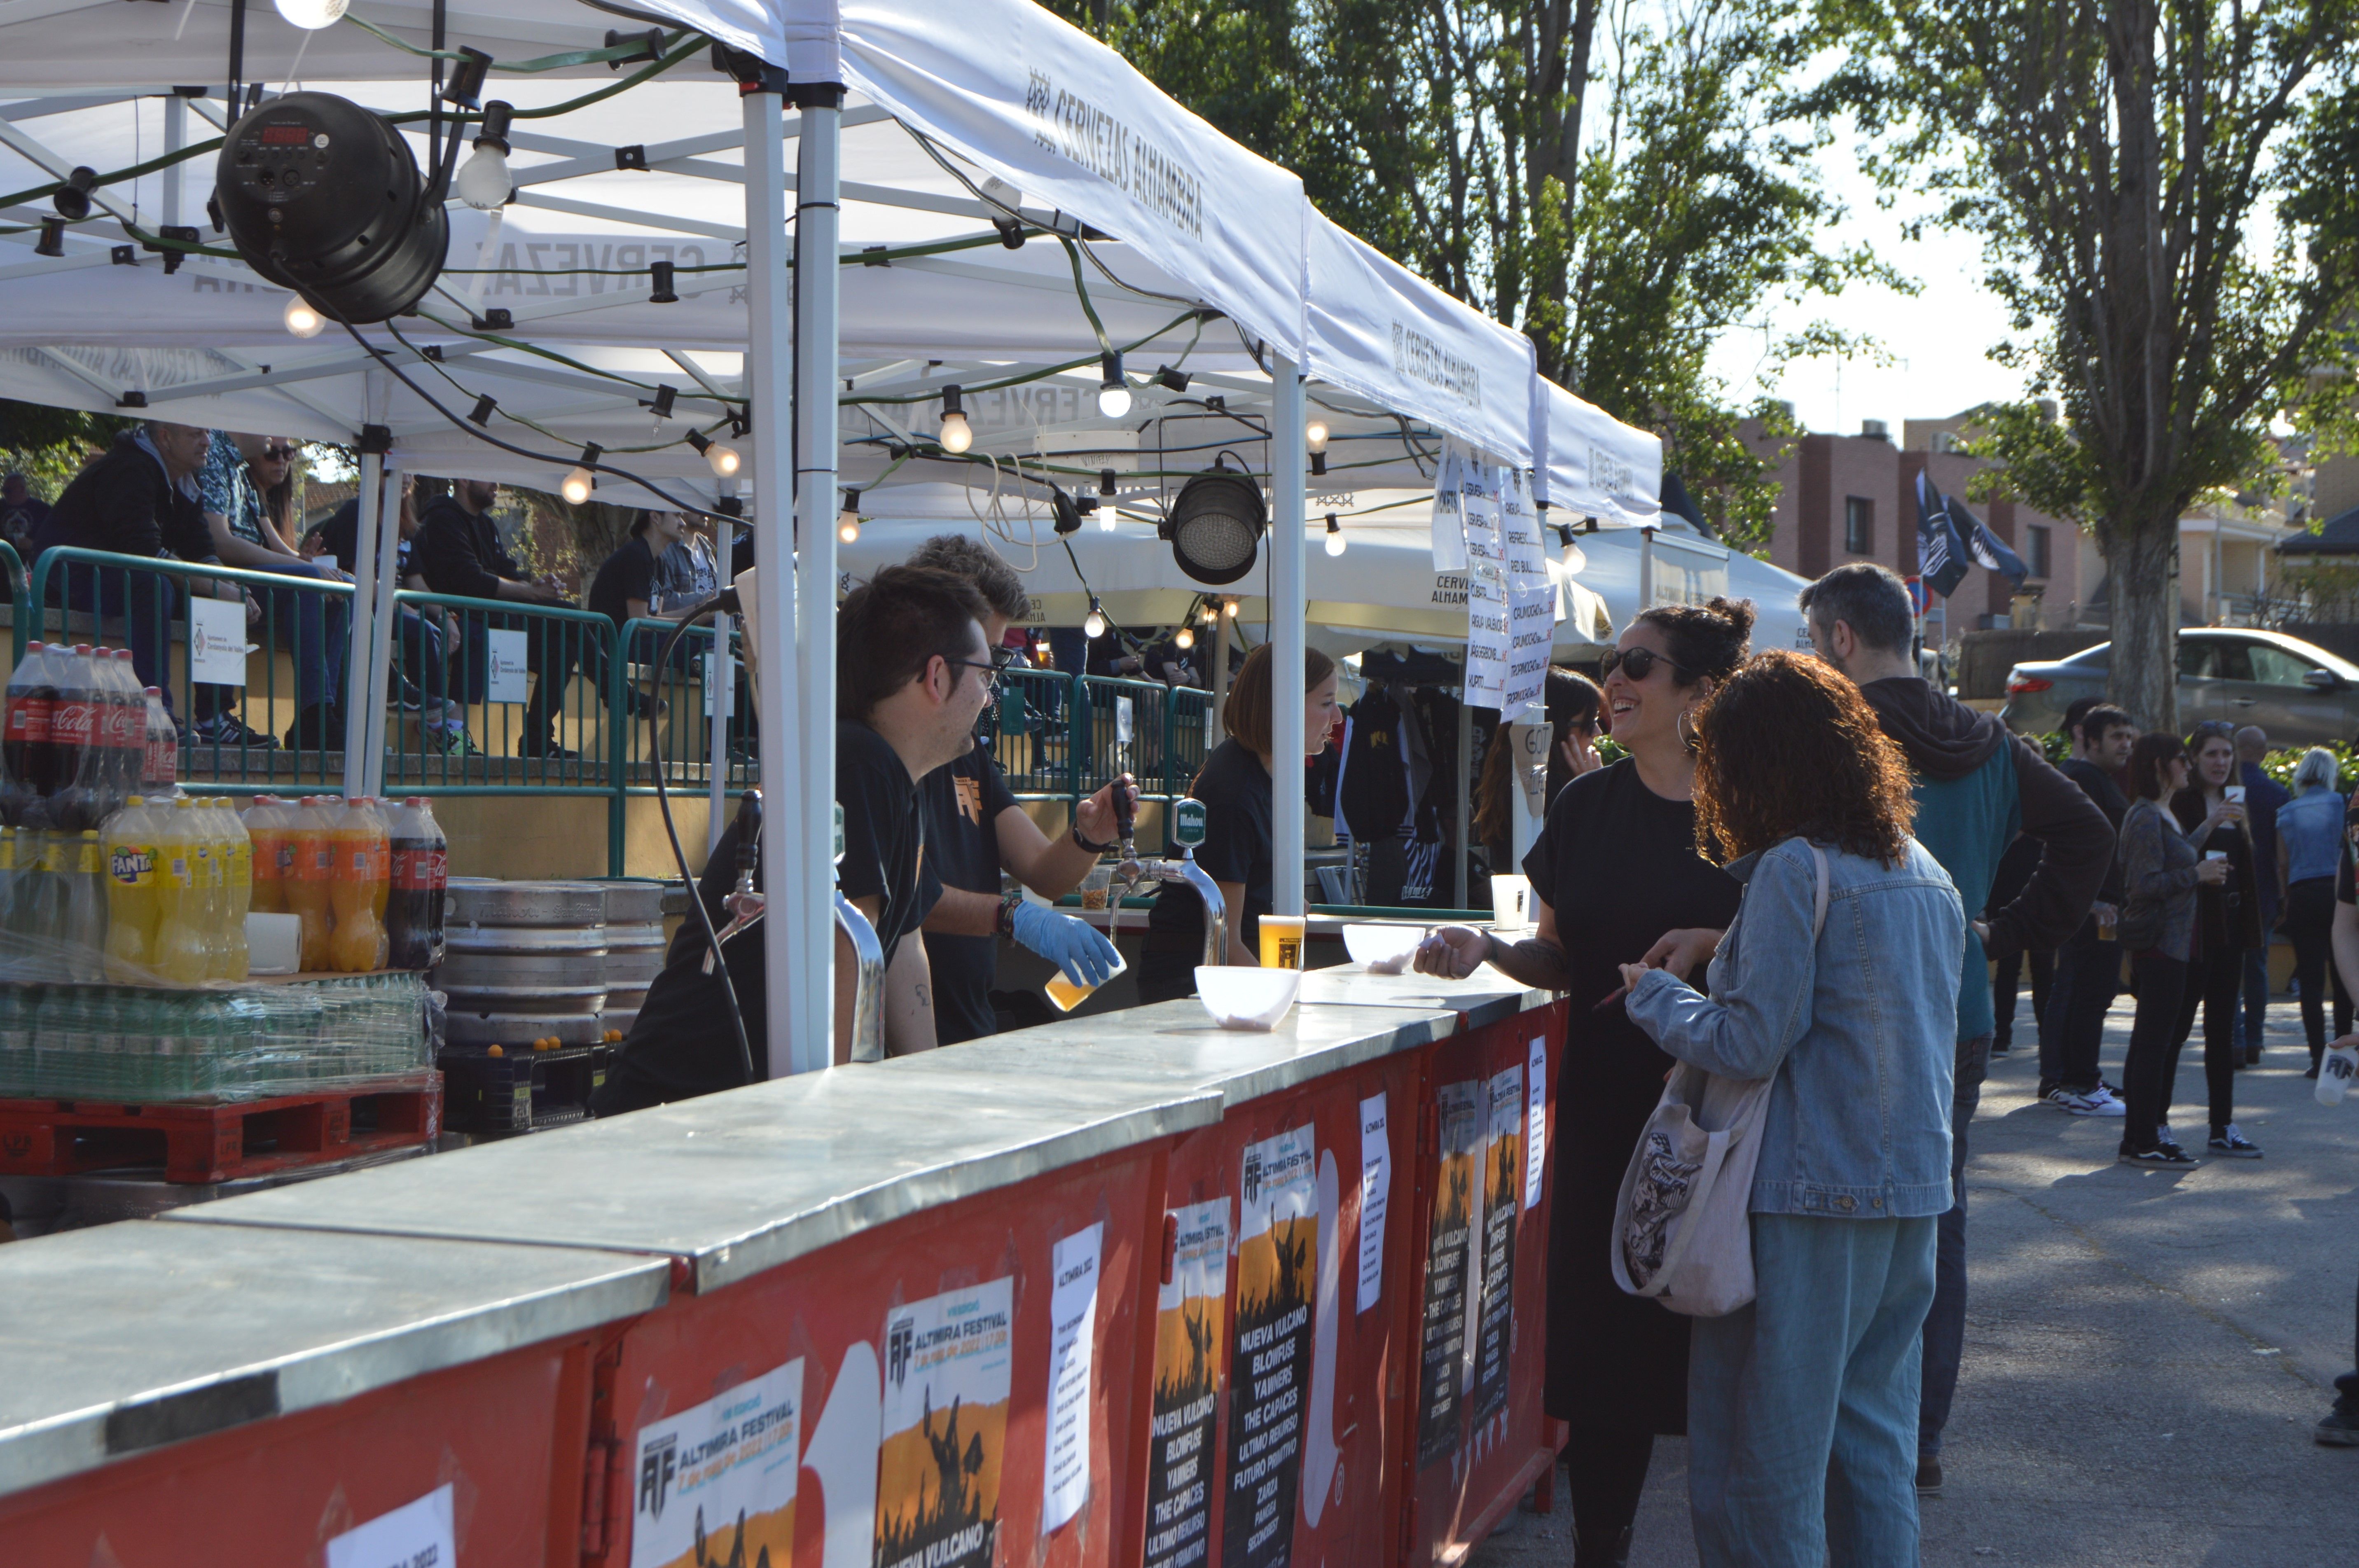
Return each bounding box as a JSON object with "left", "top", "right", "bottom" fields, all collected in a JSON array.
[{"left": 2057, "top": 1086, "right": 2128, "bottom": 1117}]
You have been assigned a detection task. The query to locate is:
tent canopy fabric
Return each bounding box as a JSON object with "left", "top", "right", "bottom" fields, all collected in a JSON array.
[{"left": 1535, "top": 378, "right": 1661, "bottom": 526}]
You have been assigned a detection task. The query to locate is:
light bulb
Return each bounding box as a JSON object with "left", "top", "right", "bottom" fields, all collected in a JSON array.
[
  {"left": 560, "top": 466, "right": 593, "bottom": 505},
  {"left": 837, "top": 514, "right": 861, "bottom": 545},
  {"left": 1305, "top": 418, "right": 1330, "bottom": 454},
  {"left": 454, "top": 145, "right": 512, "bottom": 211},
  {"left": 1325, "top": 514, "right": 1346, "bottom": 557},
  {"left": 1175, "top": 626, "right": 1195, "bottom": 650},
  {"left": 1084, "top": 604, "right": 1108, "bottom": 639},
  {"left": 704, "top": 440, "right": 740, "bottom": 477},
  {"left": 272, "top": 0, "right": 347, "bottom": 29},
  {"left": 939, "top": 409, "right": 973, "bottom": 454},
  {"left": 1097, "top": 503, "right": 1116, "bottom": 532},
  {"left": 1098, "top": 381, "right": 1132, "bottom": 419},
  {"left": 1223, "top": 599, "right": 1239, "bottom": 618},
  {"left": 283, "top": 294, "right": 324, "bottom": 338}
]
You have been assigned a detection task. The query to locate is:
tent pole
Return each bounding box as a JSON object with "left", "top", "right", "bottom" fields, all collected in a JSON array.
[
  {"left": 361, "top": 457, "right": 400, "bottom": 796},
  {"left": 708, "top": 510, "right": 734, "bottom": 858},
  {"left": 1271, "top": 355, "right": 1307, "bottom": 918},
  {"left": 1638, "top": 523, "right": 1657, "bottom": 610},
  {"left": 1454, "top": 691, "right": 1471, "bottom": 909},
  {"left": 792, "top": 79, "right": 846, "bottom": 1068},
  {"left": 162, "top": 94, "right": 185, "bottom": 229},
  {"left": 743, "top": 77, "right": 808, "bottom": 1077},
  {"left": 340, "top": 370, "right": 388, "bottom": 796}
]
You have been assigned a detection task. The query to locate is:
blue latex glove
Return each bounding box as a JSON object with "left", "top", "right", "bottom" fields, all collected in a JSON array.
[{"left": 1010, "top": 900, "right": 1121, "bottom": 988}]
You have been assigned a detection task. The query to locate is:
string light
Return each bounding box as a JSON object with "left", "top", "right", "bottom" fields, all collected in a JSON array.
[
  {"left": 1223, "top": 599, "right": 1239, "bottom": 619},
  {"left": 1306, "top": 416, "right": 1330, "bottom": 477},
  {"left": 837, "top": 488, "right": 862, "bottom": 545},
  {"left": 273, "top": 0, "right": 348, "bottom": 28},
  {"left": 1325, "top": 512, "right": 1346, "bottom": 557},
  {"left": 938, "top": 383, "right": 973, "bottom": 454},
  {"left": 1174, "top": 625, "right": 1195, "bottom": 650},
  {"left": 560, "top": 442, "right": 601, "bottom": 505},
  {"left": 1097, "top": 351, "right": 1132, "bottom": 419},
  {"left": 686, "top": 429, "right": 741, "bottom": 477},
  {"left": 453, "top": 101, "right": 514, "bottom": 211},
  {"left": 1084, "top": 597, "right": 1108, "bottom": 640},
  {"left": 283, "top": 294, "right": 325, "bottom": 338}
]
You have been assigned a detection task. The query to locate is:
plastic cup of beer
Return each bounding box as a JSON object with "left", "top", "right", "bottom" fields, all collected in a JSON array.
[
  {"left": 1045, "top": 947, "right": 1126, "bottom": 1012},
  {"left": 1077, "top": 864, "right": 1113, "bottom": 912},
  {"left": 2096, "top": 904, "right": 2117, "bottom": 941},
  {"left": 1258, "top": 913, "right": 1308, "bottom": 970}
]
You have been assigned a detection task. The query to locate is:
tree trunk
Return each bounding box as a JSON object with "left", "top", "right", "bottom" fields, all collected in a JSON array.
[{"left": 2105, "top": 517, "right": 2179, "bottom": 735}]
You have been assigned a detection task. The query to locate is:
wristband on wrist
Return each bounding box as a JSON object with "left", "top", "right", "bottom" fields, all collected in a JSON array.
[
  {"left": 997, "top": 888, "right": 1024, "bottom": 939},
  {"left": 1071, "top": 823, "right": 1117, "bottom": 855}
]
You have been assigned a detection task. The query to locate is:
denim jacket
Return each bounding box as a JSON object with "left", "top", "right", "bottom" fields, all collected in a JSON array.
[{"left": 1625, "top": 835, "right": 1966, "bottom": 1219}]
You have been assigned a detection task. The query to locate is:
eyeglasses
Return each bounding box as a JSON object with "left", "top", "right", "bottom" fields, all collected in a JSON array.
[
  {"left": 1569, "top": 717, "right": 1600, "bottom": 738},
  {"left": 261, "top": 444, "right": 298, "bottom": 462},
  {"left": 948, "top": 650, "right": 1013, "bottom": 689},
  {"left": 1600, "top": 645, "right": 1688, "bottom": 683}
]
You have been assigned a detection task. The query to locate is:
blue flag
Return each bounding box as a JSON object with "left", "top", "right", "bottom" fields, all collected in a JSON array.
[{"left": 1914, "top": 472, "right": 1969, "bottom": 598}]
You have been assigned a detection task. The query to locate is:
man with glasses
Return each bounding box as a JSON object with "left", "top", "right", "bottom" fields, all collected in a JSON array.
[
  {"left": 905, "top": 535, "right": 1132, "bottom": 1044},
  {"left": 199, "top": 432, "right": 350, "bottom": 751},
  {"left": 1800, "top": 562, "right": 2111, "bottom": 1497}
]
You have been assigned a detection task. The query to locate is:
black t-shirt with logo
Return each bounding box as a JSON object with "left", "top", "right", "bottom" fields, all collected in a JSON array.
[
  {"left": 921, "top": 741, "right": 1019, "bottom": 1045},
  {"left": 1148, "top": 738, "right": 1274, "bottom": 949}
]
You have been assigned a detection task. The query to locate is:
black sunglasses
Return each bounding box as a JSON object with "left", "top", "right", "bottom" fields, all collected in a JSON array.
[
  {"left": 260, "top": 444, "right": 298, "bottom": 462},
  {"left": 1601, "top": 646, "right": 1688, "bottom": 683}
]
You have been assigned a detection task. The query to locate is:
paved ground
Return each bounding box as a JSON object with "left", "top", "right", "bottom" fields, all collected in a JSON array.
[{"left": 1472, "top": 985, "right": 2359, "bottom": 1567}]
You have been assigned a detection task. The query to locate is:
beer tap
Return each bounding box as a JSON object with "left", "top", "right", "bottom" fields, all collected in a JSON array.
[
  {"left": 1111, "top": 797, "right": 1227, "bottom": 970},
  {"left": 703, "top": 789, "right": 767, "bottom": 966}
]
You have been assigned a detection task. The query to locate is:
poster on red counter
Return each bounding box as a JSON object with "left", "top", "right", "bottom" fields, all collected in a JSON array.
[
  {"left": 1416, "top": 1082, "right": 1482, "bottom": 1468},
  {"left": 1223, "top": 1124, "right": 1318, "bottom": 1568},
  {"left": 875, "top": 1278, "right": 1015, "bottom": 1568},
  {"left": 1143, "top": 1199, "right": 1230, "bottom": 1568},
  {"left": 1471, "top": 1064, "right": 1525, "bottom": 1424},
  {"left": 629, "top": 1359, "right": 802, "bottom": 1568}
]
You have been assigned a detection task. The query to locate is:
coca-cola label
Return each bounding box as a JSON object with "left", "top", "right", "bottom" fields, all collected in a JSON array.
[
  {"left": 101, "top": 699, "right": 138, "bottom": 749},
  {"left": 5, "top": 695, "right": 51, "bottom": 744},
  {"left": 393, "top": 848, "right": 447, "bottom": 890},
  {"left": 145, "top": 734, "right": 178, "bottom": 787},
  {"left": 50, "top": 699, "right": 94, "bottom": 746}
]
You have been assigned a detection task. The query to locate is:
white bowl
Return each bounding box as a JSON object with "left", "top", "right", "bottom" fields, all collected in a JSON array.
[
  {"left": 1343, "top": 923, "right": 1425, "bottom": 975},
  {"left": 1195, "top": 966, "right": 1302, "bottom": 1031}
]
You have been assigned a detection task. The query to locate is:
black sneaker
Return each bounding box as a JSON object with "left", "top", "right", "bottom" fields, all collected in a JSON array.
[
  {"left": 2119, "top": 1145, "right": 2197, "bottom": 1168},
  {"left": 283, "top": 702, "right": 343, "bottom": 751},
  {"left": 517, "top": 735, "right": 581, "bottom": 760},
  {"left": 190, "top": 711, "right": 278, "bottom": 750},
  {"left": 1990, "top": 1042, "right": 2011, "bottom": 1057},
  {"left": 2318, "top": 1400, "right": 2359, "bottom": 1447},
  {"left": 2207, "top": 1125, "right": 2263, "bottom": 1159},
  {"left": 1915, "top": 1454, "right": 1943, "bottom": 1495}
]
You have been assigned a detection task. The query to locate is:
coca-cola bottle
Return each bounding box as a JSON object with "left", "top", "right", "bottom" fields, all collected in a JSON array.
[
  {"left": 98, "top": 650, "right": 141, "bottom": 819},
  {"left": 386, "top": 796, "right": 449, "bottom": 969},
  {"left": 142, "top": 686, "right": 178, "bottom": 797},
  {"left": 47, "top": 645, "right": 102, "bottom": 832},
  {"left": 2, "top": 641, "right": 58, "bottom": 826}
]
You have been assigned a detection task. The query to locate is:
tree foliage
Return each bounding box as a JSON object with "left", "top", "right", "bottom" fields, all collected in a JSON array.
[
  {"left": 1827, "top": 0, "right": 2359, "bottom": 729},
  {"left": 1045, "top": 0, "right": 1884, "bottom": 551},
  {"left": 0, "top": 400, "right": 131, "bottom": 500}
]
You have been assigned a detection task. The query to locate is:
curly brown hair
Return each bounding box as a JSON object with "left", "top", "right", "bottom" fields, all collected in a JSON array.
[{"left": 1690, "top": 649, "right": 1916, "bottom": 866}]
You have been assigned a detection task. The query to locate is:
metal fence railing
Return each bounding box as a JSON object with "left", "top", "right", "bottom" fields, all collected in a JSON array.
[
  {"left": 994, "top": 668, "right": 1214, "bottom": 853},
  {"left": 1, "top": 540, "right": 26, "bottom": 663}
]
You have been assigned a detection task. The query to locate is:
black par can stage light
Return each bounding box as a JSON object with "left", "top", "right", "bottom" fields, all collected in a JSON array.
[
  {"left": 216, "top": 92, "right": 448, "bottom": 324},
  {"left": 1160, "top": 462, "right": 1268, "bottom": 586}
]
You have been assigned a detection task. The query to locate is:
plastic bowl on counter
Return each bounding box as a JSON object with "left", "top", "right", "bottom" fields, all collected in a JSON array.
[
  {"left": 1195, "top": 966, "right": 1302, "bottom": 1031},
  {"left": 1342, "top": 923, "right": 1426, "bottom": 975}
]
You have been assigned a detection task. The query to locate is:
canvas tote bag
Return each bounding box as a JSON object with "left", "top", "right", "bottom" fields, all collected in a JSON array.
[{"left": 1609, "top": 841, "right": 1828, "bottom": 1318}]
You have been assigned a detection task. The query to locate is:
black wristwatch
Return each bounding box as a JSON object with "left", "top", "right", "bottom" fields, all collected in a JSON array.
[{"left": 1071, "top": 823, "right": 1117, "bottom": 855}]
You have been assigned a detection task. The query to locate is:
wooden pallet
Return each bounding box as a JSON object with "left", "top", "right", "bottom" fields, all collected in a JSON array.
[{"left": 0, "top": 1077, "right": 442, "bottom": 1184}]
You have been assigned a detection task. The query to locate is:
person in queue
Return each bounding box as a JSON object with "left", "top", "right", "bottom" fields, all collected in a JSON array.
[
  {"left": 1611, "top": 650, "right": 1964, "bottom": 1564},
  {"left": 2116, "top": 732, "right": 2228, "bottom": 1165},
  {"left": 413, "top": 478, "right": 584, "bottom": 759},
  {"left": 313, "top": 476, "right": 479, "bottom": 758},
  {"left": 588, "top": 565, "right": 994, "bottom": 1112},
  {"left": 2041, "top": 702, "right": 2136, "bottom": 1115},
  {"left": 2167, "top": 720, "right": 2264, "bottom": 1157},
  {"left": 28, "top": 420, "right": 253, "bottom": 743},
  {"left": 903, "top": 534, "right": 1133, "bottom": 1043},
  {"left": 1, "top": 470, "right": 53, "bottom": 554},
  {"left": 1472, "top": 666, "right": 1603, "bottom": 880},
  {"left": 1413, "top": 598, "right": 1754, "bottom": 1568},
  {"left": 2313, "top": 807, "right": 2359, "bottom": 1446},
  {"left": 1136, "top": 640, "right": 1340, "bottom": 1003},
  {"left": 198, "top": 432, "right": 351, "bottom": 750},
  {"left": 2275, "top": 746, "right": 2350, "bottom": 1077},
  {"left": 2234, "top": 724, "right": 2287, "bottom": 1063},
  {"left": 1798, "top": 562, "right": 2109, "bottom": 1495}
]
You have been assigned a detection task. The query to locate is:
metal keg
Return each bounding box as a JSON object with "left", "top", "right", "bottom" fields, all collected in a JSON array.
[
  {"left": 432, "top": 880, "right": 608, "bottom": 1042},
  {"left": 599, "top": 880, "right": 666, "bottom": 1038}
]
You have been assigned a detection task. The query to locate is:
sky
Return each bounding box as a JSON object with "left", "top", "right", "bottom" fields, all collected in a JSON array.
[{"left": 1702, "top": 137, "right": 2032, "bottom": 439}]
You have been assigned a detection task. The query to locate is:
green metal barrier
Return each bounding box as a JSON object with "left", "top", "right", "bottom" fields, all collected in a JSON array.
[
  {"left": 1, "top": 540, "right": 25, "bottom": 664},
  {"left": 608, "top": 613, "right": 753, "bottom": 874}
]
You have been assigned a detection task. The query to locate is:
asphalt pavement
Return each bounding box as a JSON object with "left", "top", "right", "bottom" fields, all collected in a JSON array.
[{"left": 1472, "top": 982, "right": 2359, "bottom": 1568}]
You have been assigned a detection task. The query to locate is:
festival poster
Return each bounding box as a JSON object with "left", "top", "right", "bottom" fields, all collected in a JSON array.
[
  {"left": 1416, "top": 1082, "right": 1482, "bottom": 1468},
  {"left": 1222, "top": 1125, "right": 1319, "bottom": 1568},
  {"left": 874, "top": 1278, "right": 1014, "bottom": 1568},
  {"left": 1471, "top": 1064, "right": 1526, "bottom": 1423},
  {"left": 629, "top": 1360, "right": 802, "bottom": 1568},
  {"left": 1143, "top": 1199, "right": 1230, "bottom": 1568}
]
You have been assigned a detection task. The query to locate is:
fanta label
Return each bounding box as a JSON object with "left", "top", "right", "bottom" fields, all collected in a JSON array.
[{"left": 110, "top": 845, "right": 155, "bottom": 886}]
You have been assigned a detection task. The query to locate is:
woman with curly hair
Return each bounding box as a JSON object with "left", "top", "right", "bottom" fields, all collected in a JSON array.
[
  {"left": 1615, "top": 649, "right": 1964, "bottom": 1566},
  {"left": 1415, "top": 598, "right": 1753, "bottom": 1567}
]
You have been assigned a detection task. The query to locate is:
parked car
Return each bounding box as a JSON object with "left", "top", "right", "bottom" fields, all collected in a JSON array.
[{"left": 2001, "top": 628, "right": 2359, "bottom": 746}]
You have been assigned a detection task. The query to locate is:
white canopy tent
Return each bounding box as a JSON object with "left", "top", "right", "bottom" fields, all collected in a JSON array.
[{"left": 0, "top": 0, "right": 1676, "bottom": 1077}]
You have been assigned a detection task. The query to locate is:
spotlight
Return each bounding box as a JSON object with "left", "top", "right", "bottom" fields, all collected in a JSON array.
[
  {"left": 837, "top": 488, "right": 861, "bottom": 545},
  {"left": 1155, "top": 365, "right": 1190, "bottom": 393},
  {"left": 1159, "top": 457, "right": 1267, "bottom": 586},
  {"left": 273, "top": 0, "right": 348, "bottom": 27},
  {"left": 453, "top": 100, "right": 514, "bottom": 211},
  {"left": 1306, "top": 416, "right": 1330, "bottom": 477},
  {"left": 1084, "top": 598, "right": 1108, "bottom": 640},
  {"left": 1174, "top": 625, "right": 1195, "bottom": 650},
  {"left": 283, "top": 294, "right": 325, "bottom": 337},
  {"left": 216, "top": 93, "right": 448, "bottom": 324},
  {"left": 560, "top": 443, "right": 601, "bottom": 505},
  {"left": 1325, "top": 512, "right": 1346, "bottom": 558},
  {"left": 1097, "top": 351, "right": 1132, "bottom": 419},
  {"left": 686, "top": 429, "right": 740, "bottom": 477},
  {"left": 938, "top": 384, "right": 973, "bottom": 454},
  {"left": 34, "top": 217, "right": 64, "bottom": 257}
]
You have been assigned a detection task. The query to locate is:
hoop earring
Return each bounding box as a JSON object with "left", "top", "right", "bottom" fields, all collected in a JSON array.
[{"left": 1677, "top": 708, "right": 1698, "bottom": 752}]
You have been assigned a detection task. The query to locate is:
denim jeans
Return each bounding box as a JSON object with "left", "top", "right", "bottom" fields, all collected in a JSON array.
[
  {"left": 243, "top": 555, "right": 346, "bottom": 713},
  {"left": 1917, "top": 1031, "right": 1988, "bottom": 1459},
  {"left": 2040, "top": 921, "right": 2120, "bottom": 1096},
  {"left": 1689, "top": 1213, "right": 1936, "bottom": 1568}
]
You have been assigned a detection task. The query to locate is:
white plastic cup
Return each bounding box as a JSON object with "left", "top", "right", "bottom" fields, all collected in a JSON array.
[
  {"left": 2319, "top": 1044, "right": 2357, "bottom": 1107},
  {"left": 1489, "top": 874, "right": 1531, "bottom": 928}
]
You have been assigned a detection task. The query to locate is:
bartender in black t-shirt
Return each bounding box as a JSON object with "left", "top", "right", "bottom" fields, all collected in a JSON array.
[
  {"left": 589, "top": 565, "right": 995, "bottom": 1112},
  {"left": 902, "top": 537, "right": 1134, "bottom": 1043}
]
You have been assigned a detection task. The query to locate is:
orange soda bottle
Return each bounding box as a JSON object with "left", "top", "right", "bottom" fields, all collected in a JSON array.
[
  {"left": 285, "top": 795, "right": 335, "bottom": 972},
  {"left": 328, "top": 795, "right": 388, "bottom": 972},
  {"left": 242, "top": 795, "right": 290, "bottom": 914}
]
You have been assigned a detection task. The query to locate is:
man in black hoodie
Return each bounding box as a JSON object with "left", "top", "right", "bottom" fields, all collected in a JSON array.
[{"left": 1800, "top": 564, "right": 2111, "bottom": 1494}]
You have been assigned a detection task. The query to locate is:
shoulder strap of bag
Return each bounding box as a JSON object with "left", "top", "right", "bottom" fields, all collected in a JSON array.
[{"left": 1809, "top": 843, "right": 1829, "bottom": 939}]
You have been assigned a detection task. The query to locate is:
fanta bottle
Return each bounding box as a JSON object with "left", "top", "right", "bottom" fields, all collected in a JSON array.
[
  {"left": 284, "top": 796, "right": 335, "bottom": 971},
  {"left": 327, "top": 795, "right": 388, "bottom": 972},
  {"left": 102, "top": 796, "right": 160, "bottom": 979},
  {"left": 154, "top": 798, "right": 209, "bottom": 984},
  {"left": 242, "top": 795, "right": 290, "bottom": 914},
  {"left": 215, "top": 798, "right": 251, "bottom": 979}
]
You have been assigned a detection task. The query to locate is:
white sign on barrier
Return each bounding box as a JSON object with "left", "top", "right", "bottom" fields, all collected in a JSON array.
[
  {"left": 485, "top": 628, "right": 530, "bottom": 704},
  {"left": 187, "top": 594, "right": 248, "bottom": 686},
  {"left": 325, "top": 1483, "right": 453, "bottom": 1568}
]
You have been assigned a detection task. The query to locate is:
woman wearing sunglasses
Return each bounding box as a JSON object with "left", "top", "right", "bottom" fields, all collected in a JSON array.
[
  {"left": 1415, "top": 596, "right": 1753, "bottom": 1565},
  {"left": 2166, "top": 720, "right": 2264, "bottom": 1156},
  {"left": 1472, "top": 666, "right": 1603, "bottom": 884}
]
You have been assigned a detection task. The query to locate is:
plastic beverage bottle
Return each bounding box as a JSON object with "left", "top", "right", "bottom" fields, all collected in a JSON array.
[
  {"left": 286, "top": 796, "right": 335, "bottom": 971},
  {"left": 1, "top": 641, "right": 58, "bottom": 825},
  {"left": 243, "top": 796, "right": 289, "bottom": 914},
  {"left": 217, "top": 798, "right": 251, "bottom": 979},
  {"left": 98, "top": 650, "right": 140, "bottom": 820},
  {"left": 103, "top": 796, "right": 160, "bottom": 979},
  {"left": 65, "top": 828, "right": 108, "bottom": 983},
  {"left": 152, "top": 798, "right": 210, "bottom": 985},
  {"left": 140, "top": 684, "right": 178, "bottom": 797},
  {"left": 412, "top": 797, "right": 449, "bottom": 966},
  {"left": 23, "top": 829, "right": 73, "bottom": 980},
  {"left": 0, "top": 825, "right": 14, "bottom": 938},
  {"left": 47, "top": 646, "right": 101, "bottom": 832},
  {"left": 328, "top": 795, "right": 388, "bottom": 972},
  {"left": 386, "top": 797, "right": 449, "bottom": 969}
]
